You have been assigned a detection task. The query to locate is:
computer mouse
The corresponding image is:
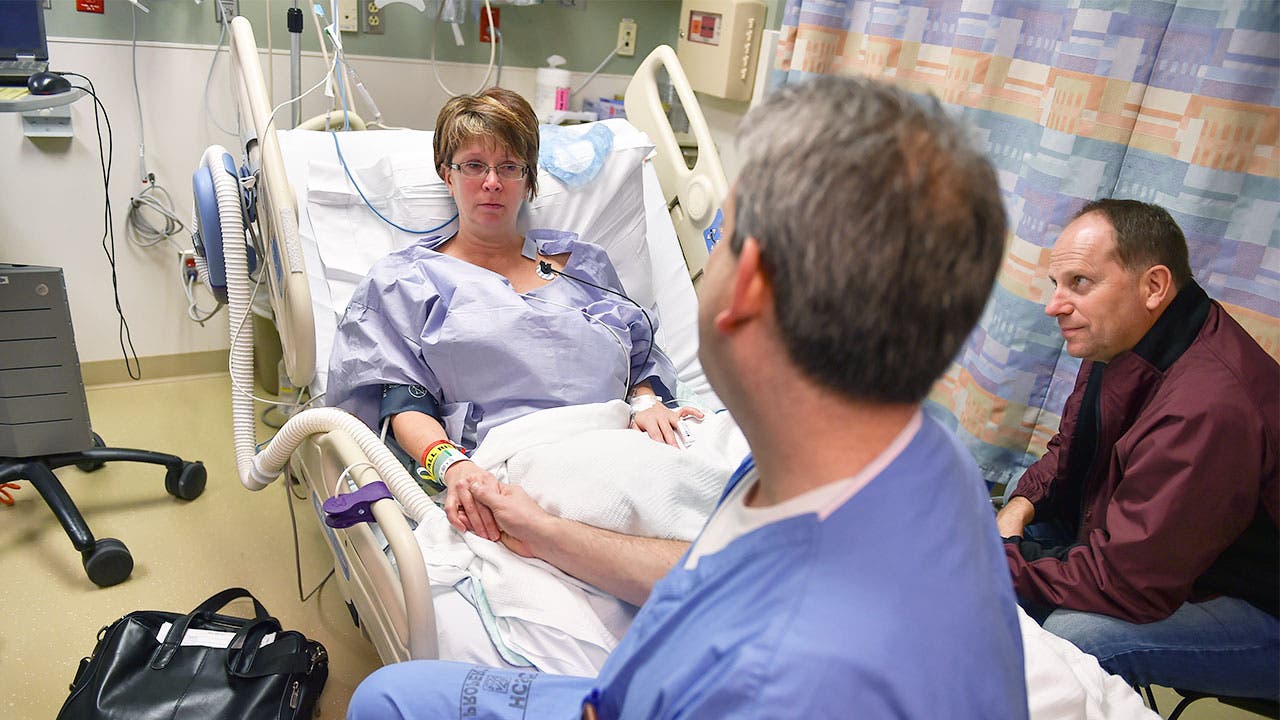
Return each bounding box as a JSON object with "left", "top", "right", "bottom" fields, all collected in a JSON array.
[{"left": 27, "top": 71, "right": 71, "bottom": 96}]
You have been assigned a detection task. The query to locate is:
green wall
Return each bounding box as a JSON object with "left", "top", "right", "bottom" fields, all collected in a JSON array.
[{"left": 45, "top": 0, "right": 781, "bottom": 74}]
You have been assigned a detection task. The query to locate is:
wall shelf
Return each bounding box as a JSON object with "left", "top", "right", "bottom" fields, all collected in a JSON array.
[{"left": 0, "top": 88, "right": 86, "bottom": 138}]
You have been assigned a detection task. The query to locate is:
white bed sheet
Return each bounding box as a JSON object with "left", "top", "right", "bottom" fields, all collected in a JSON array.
[{"left": 274, "top": 122, "right": 718, "bottom": 409}]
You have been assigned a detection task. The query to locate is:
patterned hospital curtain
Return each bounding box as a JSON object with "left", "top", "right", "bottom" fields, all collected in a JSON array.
[{"left": 774, "top": 0, "right": 1280, "bottom": 491}]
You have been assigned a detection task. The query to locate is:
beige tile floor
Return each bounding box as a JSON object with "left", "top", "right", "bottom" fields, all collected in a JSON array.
[
  {"left": 1, "top": 374, "right": 1269, "bottom": 719},
  {"left": 1, "top": 374, "right": 380, "bottom": 719}
]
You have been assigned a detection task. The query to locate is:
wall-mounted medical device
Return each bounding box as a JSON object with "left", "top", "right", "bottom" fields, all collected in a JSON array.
[{"left": 676, "top": 0, "right": 766, "bottom": 102}]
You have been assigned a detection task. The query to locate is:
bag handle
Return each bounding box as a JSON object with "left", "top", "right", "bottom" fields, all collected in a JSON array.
[
  {"left": 227, "top": 619, "right": 324, "bottom": 678},
  {"left": 225, "top": 617, "right": 284, "bottom": 677},
  {"left": 150, "top": 588, "right": 272, "bottom": 670}
]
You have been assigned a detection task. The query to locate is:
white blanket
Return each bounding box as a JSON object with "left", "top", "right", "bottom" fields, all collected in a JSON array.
[
  {"left": 1020, "top": 608, "right": 1159, "bottom": 719},
  {"left": 413, "top": 401, "right": 746, "bottom": 675}
]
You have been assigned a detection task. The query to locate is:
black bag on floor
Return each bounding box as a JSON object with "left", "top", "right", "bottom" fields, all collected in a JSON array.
[{"left": 57, "top": 587, "right": 328, "bottom": 720}]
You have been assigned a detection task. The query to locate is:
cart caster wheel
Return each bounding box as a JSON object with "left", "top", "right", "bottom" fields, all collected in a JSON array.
[
  {"left": 76, "top": 433, "right": 107, "bottom": 473},
  {"left": 165, "top": 462, "right": 206, "bottom": 501},
  {"left": 83, "top": 538, "right": 133, "bottom": 587}
]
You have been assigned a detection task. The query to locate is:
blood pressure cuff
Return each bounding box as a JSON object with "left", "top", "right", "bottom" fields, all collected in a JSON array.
[
  {"left": 380, "top": 384, "right": 443, "bottom": 425},
  {"left": 379, "top": 385, "right": 443, "bottom": 476}
]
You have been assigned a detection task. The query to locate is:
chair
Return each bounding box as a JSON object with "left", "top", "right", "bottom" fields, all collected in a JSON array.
[
  {"left": 0, "top": 433, "right": 206, "bottom": 587},
  {"left": 1141, "top": 685, "right": 1280, "bottom": 720},
  {"left": 0, "top": 264, "right": 206, "bottom": 587}
]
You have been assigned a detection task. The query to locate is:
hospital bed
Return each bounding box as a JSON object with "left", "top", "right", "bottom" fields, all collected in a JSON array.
[
  {"left": 201, "top": 16, "right": 1157, "bottom": 717},
  {"left": 202, "top": 16, "right": 730, "bottom": 667}
]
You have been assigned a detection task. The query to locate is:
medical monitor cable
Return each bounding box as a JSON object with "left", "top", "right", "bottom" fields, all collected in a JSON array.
[
  {"left": 329, "top": 131, "right": 459, "bottom": 235},
  {"left": 181, "top": 266, "right": 222, "bottom": 325},
  {"left": 221, "top": 251, "right": 309, "bottom": 418},
  {"left": 260, "top": 53, "right": 341, "bottom": 146},
  {"left": 262, "top": 14, "right": 356, "bottom": 134},
  {"left": 204, "top": 11, "right": 239, "bottom": 138},
  {"left": 536, "top": 260, "right": 656, "bottom": 401},
  {"left": 283, "top": 463, "right": 335, "bottom": 603},
  {"left": 430, "top": 0, "right": 497, "bottom": 97},
  {"left": 570, "top": 44, "right": 624, "bottom": 100},
  {"left": 127, "top": 7, "right": 186, "bottom": 251},
  {"left": 311, "top": 3, "right": 345, "bottom": 128},
  {"left": 61, "top": 73, "right": 143, "bottom": 381},
  {"left": 494, "top": 27, "right": 504, "bottom": 89}
]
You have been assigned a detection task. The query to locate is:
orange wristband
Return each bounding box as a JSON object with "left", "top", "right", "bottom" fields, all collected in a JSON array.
[{"left": 420, "top": 440, "right": 452, "bottom": 470}]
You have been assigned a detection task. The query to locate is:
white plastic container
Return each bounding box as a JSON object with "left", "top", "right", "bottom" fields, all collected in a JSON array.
[{"left": 534, "top": 55, "right": 571, "bottom": 122}]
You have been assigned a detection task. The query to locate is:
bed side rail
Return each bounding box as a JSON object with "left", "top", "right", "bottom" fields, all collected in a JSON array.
[
  {"left": 296, "top": 430, "right": 438, "bottom": 662},
  {"left": 229, "top": 16, "right": 316, "bottom": 388},
  {"left": 624, "top": 45, "right": 730, "bottom": 284}
]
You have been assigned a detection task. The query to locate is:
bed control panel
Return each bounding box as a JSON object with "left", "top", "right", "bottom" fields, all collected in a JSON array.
[{"left": 676, "top": 0, "right": 766, "bottom": 102}]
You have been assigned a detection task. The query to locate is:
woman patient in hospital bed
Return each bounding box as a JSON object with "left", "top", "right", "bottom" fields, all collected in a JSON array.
[{"left": 325, "top": 88, "right": 742, "bottom": 674}]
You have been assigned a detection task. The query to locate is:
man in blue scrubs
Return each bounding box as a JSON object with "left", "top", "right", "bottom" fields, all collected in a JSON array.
[{"left": 348, "top": 76, "right": 1028, "bottom": 719}]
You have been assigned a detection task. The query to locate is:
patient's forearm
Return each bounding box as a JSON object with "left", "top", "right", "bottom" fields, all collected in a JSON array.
[
  {"left": 390, "top": 411, "right": 449, "bottom": 464},
  {"left": 534, "top": 518, "right": 687, "bottom": 607}
]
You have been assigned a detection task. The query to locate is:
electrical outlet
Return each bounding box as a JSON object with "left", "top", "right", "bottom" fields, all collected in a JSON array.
[
  {"left": 178, "top": 251, "right": 199, "bottom": 284},
  {"left": 617, "top": 18, "right": 637, "bottom": 57},
  {"left": 363, "top": 0, "right": 384, "bottom": 34},
  {"left": 337, "top": 0, "right": 359, "bottom": 32},
  {"left": 213, "top": 0, "right": 237, "bottom": 25}
]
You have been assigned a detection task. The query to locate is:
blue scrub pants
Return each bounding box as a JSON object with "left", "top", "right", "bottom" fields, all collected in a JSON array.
[
  {"left": 347, "top": 660, "right": 592, "bottom": 720},
  {"left": 1018, "top": 522, "right": 1280, "bottom": 699}
]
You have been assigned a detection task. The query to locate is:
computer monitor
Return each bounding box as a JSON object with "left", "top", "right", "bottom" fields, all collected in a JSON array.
[{"left": 0, "top": 0, "right": 50, "bottom": 64}]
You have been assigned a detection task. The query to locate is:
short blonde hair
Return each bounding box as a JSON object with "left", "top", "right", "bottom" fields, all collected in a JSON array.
[{"left": 433, "top": 87, "right": 539, "bottom": 200}]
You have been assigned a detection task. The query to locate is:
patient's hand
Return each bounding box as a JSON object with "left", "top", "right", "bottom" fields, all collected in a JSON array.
[
  {"left": 632, "top": 404, "right": 704, "bottom": 447},
  {"left": 467, "top": 482, "right": 550, "bottom": 559},
  {"left": 443, "top": 462, "right": 502, "bottom": 542}
]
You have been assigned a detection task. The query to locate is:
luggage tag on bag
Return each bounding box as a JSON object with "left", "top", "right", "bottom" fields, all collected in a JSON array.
[{"left": 155, "top": 622, "right": 276, "bottom": 649}]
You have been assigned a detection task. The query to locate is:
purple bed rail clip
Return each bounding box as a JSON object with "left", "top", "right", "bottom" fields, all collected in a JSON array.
[{"left": 322, "top": 481, "right": 393, "bottom": 528}]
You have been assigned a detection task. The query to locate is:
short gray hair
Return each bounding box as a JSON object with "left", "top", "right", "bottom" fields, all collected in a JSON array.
[{"left": 732, "top": 76, "right": 1005, "bottom": 403}]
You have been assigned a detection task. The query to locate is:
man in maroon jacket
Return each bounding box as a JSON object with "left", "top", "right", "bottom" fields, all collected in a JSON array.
[{"left": 996, "top": 199, "right": 1278, "bottom": 699}]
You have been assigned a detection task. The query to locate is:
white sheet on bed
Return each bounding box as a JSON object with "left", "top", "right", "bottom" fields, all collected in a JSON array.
[
  {"left": 274, "top": 122, "right": 718, "bottom": 408},
  {"left": 413, "top": 401, "right": 747, "bottom": 676},
  {"left": 1020, "top": 608, "right": 1159, "bottom": 719}
]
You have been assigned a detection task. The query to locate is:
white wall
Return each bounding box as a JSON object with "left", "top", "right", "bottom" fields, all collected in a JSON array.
[{"left": 2, "top": 36, "right": 745, "bottom": 368}]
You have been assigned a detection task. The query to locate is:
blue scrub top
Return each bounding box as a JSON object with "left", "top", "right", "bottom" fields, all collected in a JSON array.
[
  {"left": 587, "top": 415, "right": 1028, "bottom": 718},
  {"left": 327, "top": 230, "right": 677, "bottom": 449}
]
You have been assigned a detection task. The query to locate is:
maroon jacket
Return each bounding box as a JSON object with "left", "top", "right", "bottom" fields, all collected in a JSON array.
[{"left": 1007, "top": 282, "right": 1279, "bottom": 623}]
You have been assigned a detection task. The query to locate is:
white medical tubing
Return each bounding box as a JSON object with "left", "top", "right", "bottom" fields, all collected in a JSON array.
[
  {"left": 251, "top": 409, "right": 435, "bottom": 521},
  {"left": 202, "top": 144, "right": 261, "bottom": 492},
  {"left": 209, "top": 143, "right": 436, "bottom": 521}
]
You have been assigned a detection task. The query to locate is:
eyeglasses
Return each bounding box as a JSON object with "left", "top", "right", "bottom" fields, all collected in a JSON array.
[{"left": 448, "top": 161, "right": 529, "bottom": 181}]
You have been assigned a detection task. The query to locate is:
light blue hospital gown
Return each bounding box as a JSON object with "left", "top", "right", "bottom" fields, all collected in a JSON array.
[
  {"left": 326, "top": 229, "right": 676, "bottom": 448},
  {"left": 346, "top": 414, "right": 1030, "bottom": 719}
]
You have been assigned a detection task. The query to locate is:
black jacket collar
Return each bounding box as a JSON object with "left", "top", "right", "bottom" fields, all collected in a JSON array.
[{"left": 1128, "top": 280, "right": 1211, "bottom": 373}]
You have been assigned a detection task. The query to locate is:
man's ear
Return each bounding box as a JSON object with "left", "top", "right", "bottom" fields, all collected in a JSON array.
[
  {"left": 1142, "top": 264, "right": 1174, "bottom": 311},
  {"left": 715, "top": 237, "right": 771, "bottom": 333}
]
